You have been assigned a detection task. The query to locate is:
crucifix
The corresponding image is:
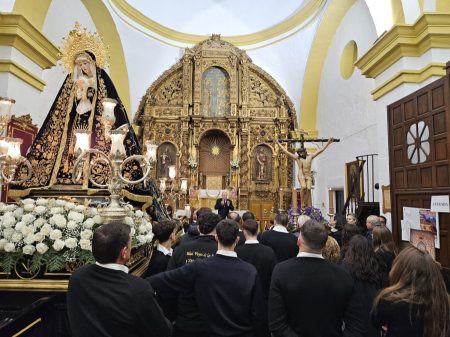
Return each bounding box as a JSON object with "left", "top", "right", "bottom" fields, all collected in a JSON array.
[{"left": 266, "top": 131, "right": 340, "bottom": 209}]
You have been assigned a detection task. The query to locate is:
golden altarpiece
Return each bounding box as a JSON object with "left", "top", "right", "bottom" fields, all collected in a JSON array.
[{"left": 133, "top": 36, "right": 297, "bottom": 220}]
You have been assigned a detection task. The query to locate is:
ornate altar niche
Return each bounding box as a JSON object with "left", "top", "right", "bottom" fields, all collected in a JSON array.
[{"left": 134, "top": 35, "right": 297, "bottom": 212}]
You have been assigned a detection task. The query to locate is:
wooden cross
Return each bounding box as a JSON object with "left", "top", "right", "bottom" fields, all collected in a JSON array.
[{"left": 265, "top": 129, "right": 340, "bottom": 149}]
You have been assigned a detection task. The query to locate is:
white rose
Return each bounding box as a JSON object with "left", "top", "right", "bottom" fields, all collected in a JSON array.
[
  {"left": 50, "top": 207, "right": 62, "bottom": 215},
  {"left": 52, "top": 239, "right": 65, "bottom": 251},
  {"left": 0, "top": 238, "right": 7, "bottom": 250},
  {"left": 34, "top": 206, "right": 47, "bottom": 215},
  {"left": 83, "top": 218, "right": 94, "bottom": 229},
  {"left": 125, "top": 217, "right": 134, "bottom": 226},
  {"left": 89, "top": 208, "right": 99, "bottom": 216},
  {"left": 34, "top": 218, "right": 46, "bottom": 228},
  {"left": 49, "top": 229, "right": 62, "bottom": 240},
  {"left": 6, "top": 205, "right": 17, "bottom": 212},
  {"left": 36, "top": 199, "right": 48, "bottom": 206},
  {"left": 36, "top": 242, "right": 49, "bottom": 254},
  {"left": 65, "top": 237, "right": 77, "bottom": 249},
  {"left": 34, "top": 232, "right": 45, "bottom": 242},
  {"left": 67, "top": 221, "right": 78, "bottom": 230},
  {"left": 138, "top": 225, "right": 147, "bottom": 233},
  {"left": 130, "top": 227, "right": 136, "bottom": 236},
  {"left": 11, "top": 232, "right": 22, "bottom": 243},
  {"left": 75, "top": 205, "right": 86, "bottom": 212},
  {"left": 14, "top": 208, "right": 24, "bottom": 217},
  {"left": 3, "top": 212, "right": 14, "bottom": 219},
  {"left": 124, "top": 204, "right": 133, "bottom": 212},
  {"left": 145, "top": 233, "right": 154, "bottom": 243},
  {"left": 4, "top": 242, "right": 15, "bottom": 252},
  {"left": 56, "top": 200, "right": 67, "bottom": 207},
  {"left": 22, "top": 198, "right": 35, "bottom": 205},
  {"left": 68, "top": 211, "right": 84, "bottom": 223},
  {"left": 2, "top": 217, "right": 15, "bottom": 228},
  {"left": 50, "top": 214, "right": 67, "bottom": 228},
  {"left": 145, "top": 223, "right": 152, "bottom": 231},
  {"left": 79, "top": 239, "right": 91, "bottom": 250},
  {"left": 21, "top": 226, "right": 34, "bottom": 236},
  {"left": 22, "top": 214, "right": 35, "bottom": 224},
  {"left": 137, "top": 235, "right": 146, "bottom": 244},
  {"left": 23, "top": 204, "right": 34, "bottom": 212},
  {"left": 66, "top": 202, "right": 76, "bottom": 210},
  {"left": 23, "top": 244, "right": 36, "bottom": 255},
  {"left": 15, "top": 221, "right": 25, "bottom": 231},
  {"left": 93, "top": 215, "right": 102, "bottom": 225},
  {"left": 0, "top": 205, "right": 6, "bottom": 212},
  {"left": 80, "top": 229, "right": 93, "bottom": 240},
  {"left": 40, "top": 224, "right": 52, "bottom": 236},
  {"left": 135, "top": 210, "right": 144, "bottom": 218},
  {"left": 2, "top": 228, "right": 14, "bottom": 239},
  {"left": 23, "top": 234, "right": 35, "bottom": 245}
]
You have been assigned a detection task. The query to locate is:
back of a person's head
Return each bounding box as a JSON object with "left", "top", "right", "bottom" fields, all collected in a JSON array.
[
  {"left": 375, "top": 246, "right": 450, "bottom": 336},
  {"left": 198, "top": 212, "right": 220, "bottom": 234},
  {"left": 167, "top": 205, "right": 173, "bottom": 213},
  {"left": 197, "top": 207, "right": 212, "bottom": 219},
  {"left": 334, "top": 213, "right": 346, "bottom": 230},
  {"left": 297, "top": 215, "right": 310, "bottom": 228},
  {"left": 322, "top": 236, "right": 340, "bottom": 263},
  {"left": 372, "top": 226, "right": 398, "bottom": 255},
  {"left": 269, "top": 213, "right": 277, "bottom": 225},
  {"left": 216, "top": 219, "right": 239, "bottom": 247},
  {"left": 275, "top": 213, "right": 288, "bottom": 227},
  {"left": 242, "top": 211, "right": 255, "bottom": 222},
  {"left": 345, "top": 235, "right": 379, "bottom": 282},
  {"left": 243, "top": 219, "right": 258, "bottom": 237},
  {"left": 153, "top": 220, "right": 176, "bottom": 243},
  {"left": 227, "top": 212, "right": 241, "bottom": 224},
  {"left": 300, "top": 220, "right": 328, "bottom": 252},
  {"left": 341, "top": 224, "right": 362, "bottom": 251},
  {"left": 92, "top": 222, "right": 130, "bottom": 264}
]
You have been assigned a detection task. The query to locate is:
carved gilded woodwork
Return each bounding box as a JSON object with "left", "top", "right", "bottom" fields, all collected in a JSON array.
[{"left": 154, "top": 71, "right": 183, "bottom": 106}]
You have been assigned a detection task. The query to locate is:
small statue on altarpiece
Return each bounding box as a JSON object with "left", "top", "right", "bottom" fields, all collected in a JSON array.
[{"left": 257, "top": 147, "right": 268, "bottom": 180}]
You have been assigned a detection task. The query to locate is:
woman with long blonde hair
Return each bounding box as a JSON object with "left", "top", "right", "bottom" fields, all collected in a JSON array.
[
  {"left": 371, "top": 246, "right": 450, "bottom": 337},
  {"left": 373, "top": 226, "right": 397, "bottom": 273}
]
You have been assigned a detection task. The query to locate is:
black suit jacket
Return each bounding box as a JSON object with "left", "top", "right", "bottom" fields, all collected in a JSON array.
[
  {"left": 269, "top": 257, "right": 365, "bottom": 337},
  {"left": 148, "top": 254, "right": 269, "bottom": 337},
  {"left": 214, "top": 198, "right": 234, "bottom": 219},
  {"left": 67, "top": 264, "right": 172, "bottom": 337},
  {"left": 145, "top": 249, "right": 171, "bottom": 278}
]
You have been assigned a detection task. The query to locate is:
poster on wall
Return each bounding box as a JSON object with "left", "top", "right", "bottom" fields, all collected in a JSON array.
[
  {"left": 403, "top": 207, "right": 440, "bottom": 249},
  {"left": 410, "top": 229, "right": 436, "bottom": 260}
]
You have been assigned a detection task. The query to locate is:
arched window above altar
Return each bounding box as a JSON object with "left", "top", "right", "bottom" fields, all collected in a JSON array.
[{"left": 201, "top": 67, "right": 231, "bottom": 117}]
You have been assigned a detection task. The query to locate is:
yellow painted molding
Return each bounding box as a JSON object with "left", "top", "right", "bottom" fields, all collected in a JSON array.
[
  {"left": 0, "top": 59, "right": 46, "bottom": 91},
  {"left": 305, "top": 147, "right": 317, "bottom": 153},
  {"left": 108, "top": 0, "right": 324, "bottom": 46},
  {"left": 371, "top": 62, "right": 446, "bottom": 100},
  {"left": 355, "top": 13, "right": 450, "bottom": 79},
  {"left": 0, "top": 12, "right": 59, "bottom": 70},
  {"left": 300, "top": 0, "right": 357, "bottom": 133},
  {"left": 436, "top": 0, "right": 450, "bottom": 12},
  {"left": 391, "top": 0, "right": 406, "bottom": 24},
  {"left": 419, "top": 0, "right": 425, "bottom": 13},
  {"left": 13, "top": 0, "right": 52, "bottom": 30}
]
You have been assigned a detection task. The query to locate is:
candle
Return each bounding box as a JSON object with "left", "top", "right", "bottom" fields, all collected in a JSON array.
[
  {"left": 7, "top": 138, "right": 22, "bottom": 162},
  {"left": 279, "top": 188, "right": 283, "bottom": 208},
  {"left": 0, "top": 137, "right": 9, "bottom": 155},
  {"left": 110, "top": 130, "right": 127, "bottom": 156},
  {"left": 292, "top": 187, "right": 297, "bottom": 212}
]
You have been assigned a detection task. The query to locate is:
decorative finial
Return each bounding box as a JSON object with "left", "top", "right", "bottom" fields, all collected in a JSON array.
[
  {"left": 73, "top": 21, "right": 82, "bottom": 30},
  {"left": 212, "top": 34, "right": 221, "bottom": 41}
]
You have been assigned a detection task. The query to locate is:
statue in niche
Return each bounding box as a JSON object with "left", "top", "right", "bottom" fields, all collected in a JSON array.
[
  {"left": 252, "top": 145, "right": 272, "bottom": 181},
  {"left": 257, "top": 147, "right": 268, "bottom": 180},
  {"left": 157, "top": 143, "right": 176, "bottom": 179}
]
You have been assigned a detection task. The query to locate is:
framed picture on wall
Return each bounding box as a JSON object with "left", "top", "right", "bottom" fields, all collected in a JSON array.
[{"left": 345, "top": 160, "right": 362, "bottom": 201}]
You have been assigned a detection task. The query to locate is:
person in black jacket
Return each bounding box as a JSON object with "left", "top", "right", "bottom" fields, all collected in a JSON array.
[
  {"left": 148, "top": 219, "right": 270, "bottom": 337},
  {"left": 179, "top": 207, "right": 212, "bottom": 246},
  {"left": 67, "top": 222, "right": 172, "bottom": 337},
  {"left": 259, "top": 213, "right": 298, "bottom": 263},
  {"left": 145, "top": 220, "right": 176, "bottom": 278},
  {"left": 236, "top": 219, "right": 277, "bottom": 300},
  {"left": 214, "top": 191, "right": 234, "bottom": 219},
  {"left": 372, "top": 225, "right": 397, "bottom": 274},
  {"left": 339, "top": 224, "right": 361, "bottom": 264},
  {"left": 347, "top": 212, "right": 367, "bottom": 237},
  {"left": 164, "top": 211, "right": 220, "bottom": 337},
  {"left": 228, "top": 211, "right": 261, "bottom": 247},
  {"left": 330, "top": 213, "right": 345, "bottom": 247},
  {"left": 269, "top": 220, "right": 365, "bottom": 337}
]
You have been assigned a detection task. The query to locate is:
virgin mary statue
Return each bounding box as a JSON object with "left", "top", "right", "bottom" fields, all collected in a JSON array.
[{"left": 10, "top": 23, "right": 167, "bottom": 218}]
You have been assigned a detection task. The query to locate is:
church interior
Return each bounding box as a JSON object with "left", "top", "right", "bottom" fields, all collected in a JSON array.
[{"left": 1, "top": 0, "right": 450, "bottom": 335}]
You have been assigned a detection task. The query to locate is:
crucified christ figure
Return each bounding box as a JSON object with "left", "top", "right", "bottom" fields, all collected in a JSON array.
[{"left": 276, "top": 138, "right": 334, "bottom": 209}]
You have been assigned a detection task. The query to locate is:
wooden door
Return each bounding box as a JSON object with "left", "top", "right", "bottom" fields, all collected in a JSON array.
[
  {"left": 250, "top": 201, "right": 272, "bottom": 232},
  {"left": 388, "top": 74, "right": 450, "bottom": 271}
]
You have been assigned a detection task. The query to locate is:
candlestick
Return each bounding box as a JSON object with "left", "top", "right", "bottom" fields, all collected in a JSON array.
[
  {"left": 292, "top": 187, "right": 297, "bottom": 211},
  {"left": 279, "top": 188, "right": 283, "bottom": 208}
]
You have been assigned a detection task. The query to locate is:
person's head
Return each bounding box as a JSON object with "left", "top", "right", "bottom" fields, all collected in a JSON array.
[
  {"left": 298, "top": 220, "right": 328, "bottom": 254},
  {"left": 366, "top": 215, "right": 381, "bottom": 230},
  {"left": 269, "top": 213, "right": 277, "bottom": 225},
  {"left": 296, "top": 148, "right": 307, "bottom": 159},
  {"left": 243, "top": 219, "right": 259, "bottom": 239},
  {"left": 92, "top": 222, "right": 131, "bottom": 265},
  {"left": 215, "top": 219, "right": 239, "bottom": 248},
  {"left": 297, "top": 215, "right": 310, "bottom": 229},
  {"left": 346, "top": 235, "right": 379, "bottom": 282},
  {"left": 242, "top": 211, "right": 255, "bottom": 222},
  {"left": 378, "top": 215, "right": 387, "bottom": 226},
  {"left": 227, "top": 212, "right": 241, "bottom": 224},
  {"left": 374, "top": 246, "right": 450, "bottom": 337},
  {"left": 274, "top": 213, "right": 288, "bottom": 227},
  {"left": 166, "top": 205, "right": 172, "bottom": 215},
  {"left": 346, "top": 213, "right": 357, "bottom": 225},
  {"left": 373, "top": 226, "right": 398, "bottom": 256},
  {"left": 222, "top": 192, "right": 228, "bottom": 199},
  {"left": 322, "top": 236, "right": 340, "bottom": 263},
  {"left": 192, "top": 209, "right": 198, "bottom": 222},
  {"left": 198, "top": 212, "right": 220, "bottom": 235},
  {"left": 75, "top": 53, "right": 94, "bottom": 77},
  {"left": 196, "top": 207, "right": 212, "bottom": 219},
  {"left": 153, "top": 220, "right": 176, "bottom": 244},
  {"left": 332, "top": 213, "right": 346, "bottom": 231},
  {"left": 341, "top": 224, "right": 362, "bottom": 252}
]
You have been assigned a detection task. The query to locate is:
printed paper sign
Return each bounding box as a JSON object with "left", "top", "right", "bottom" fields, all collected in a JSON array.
[{"left": 431, "top": 195, "right": 450, "bottom": 213}]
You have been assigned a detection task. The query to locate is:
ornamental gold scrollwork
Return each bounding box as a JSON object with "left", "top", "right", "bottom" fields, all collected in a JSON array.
[{"left": 154, "top": 71, "right": 183, "bottom": 106}]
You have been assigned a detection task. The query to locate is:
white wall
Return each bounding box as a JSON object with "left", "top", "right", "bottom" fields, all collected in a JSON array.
[{"left": 313, "top": 0, "right": 378, "bottom": 217}]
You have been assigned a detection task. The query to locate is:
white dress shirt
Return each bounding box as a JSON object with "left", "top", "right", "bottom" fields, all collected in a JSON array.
[
  {"left": 297, "top": 252, "right": 323, "bottom": 259},
  {"left": 157, "top": 243, "right": 173, "bottom": 256},
  {"left": 245, "top": 240, "right": 259, "bottom": 244},
  {"left": 95, "top": 262, "right": 129, "bottom": 273},
  {"left": 216, "top": 250, "right": 237, "bottom": 257},
  {"left": 272, "top": 226, "right": 289, "bottom": 233}
]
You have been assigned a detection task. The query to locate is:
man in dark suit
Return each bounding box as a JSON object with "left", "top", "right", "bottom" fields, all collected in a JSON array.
[
  {"left": 145, "top": 220, "right": 176, "bottom": 278},
  {"left": 215, "top": 191, "right": 234, "bottom": 219},
  {"left": 228, "top": 211, "right": 261, "bottom": 247},
  {"left": 236, "top": 219, "right": 277, "bottom": 300},
  {"left": 67, "top": 222, "right": 172, "bottom": 337},
  {"left": 269, "top": 220, "right": 365, "bottom": 337},
  {"left": 259, "top": 213, "right": 298, "bottom": 262},
  {"left": 148, "top": 219, "right": 269, "bottom": 337}
]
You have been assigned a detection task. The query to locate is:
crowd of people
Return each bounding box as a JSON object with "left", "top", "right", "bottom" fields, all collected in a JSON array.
[{"left": 67, "top": 206, "right": 450, "bottom": 337}]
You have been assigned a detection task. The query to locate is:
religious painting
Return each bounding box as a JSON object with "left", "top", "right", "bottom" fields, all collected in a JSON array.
[
  {"left": 410, "top": 229, "right": 435, "bottom": 260},
  {"left": 345, "top": 161, "right": 361, "bottom": 201},
  {"left": 157, "top": 142, "right": 177, "bottom": 179},
  {"left": 419, "top": 210, "right": 437, "bottom": 237},
  {"left": 201, "top": 66, "right": 231, "bottom": 117},
  {"left": 189, "top": 186, "right": 197, "bottom": 198},
  {"left": 229, "top": 187, "right": 238, "bottom": 199},
  {"left": 252, "top": 145, "right": 272, "bottom": 181}
]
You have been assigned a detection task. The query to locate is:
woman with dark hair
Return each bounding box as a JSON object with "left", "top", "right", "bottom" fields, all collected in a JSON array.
[
  {"left": 339, "top": 224, "right": 362, "bottom": 263},
  {"left": 372, "top": 246, "right": 450, "bottom": 337},
  {"left": 342, "top": 236, "right": 388, "bottom": 337},
  {"left": 330, "top": 213, "right": 345, "bottom": 247},
  {"left": 373, "top": 226, "right": 398, "bottom": 274}
]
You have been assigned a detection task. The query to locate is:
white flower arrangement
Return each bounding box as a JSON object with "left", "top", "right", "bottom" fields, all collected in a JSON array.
[
  {"left": 0, "top": 198, "right": 154, "bottom": 276},
  {"left": 188, "top": 156, "right": 198, "bottom": 169},
  {"left": 230, "top": 158, "right": 240, "bottom": 170}
]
